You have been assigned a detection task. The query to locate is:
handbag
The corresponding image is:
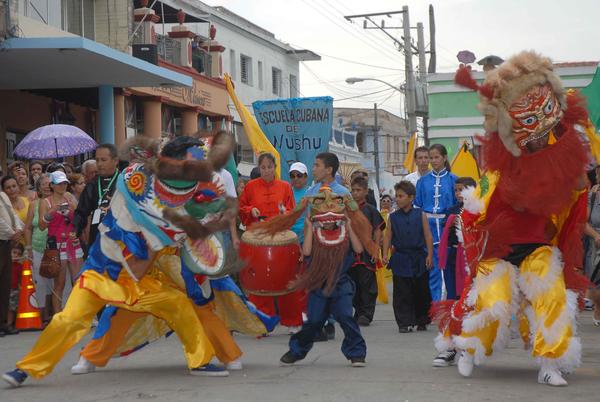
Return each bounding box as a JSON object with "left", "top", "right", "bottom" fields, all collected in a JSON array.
[{"left": 40, "top": 236, "right": 61, "bottom": 279}]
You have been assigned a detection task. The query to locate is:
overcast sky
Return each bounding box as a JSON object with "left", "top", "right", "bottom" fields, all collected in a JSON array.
[{"left": 204, "top": 0, "right": 600, "bottom": 117}]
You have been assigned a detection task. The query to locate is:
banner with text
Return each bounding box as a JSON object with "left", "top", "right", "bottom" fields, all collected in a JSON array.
[{"left": 252, "top": 96, "right": 333, "bottom": 184}]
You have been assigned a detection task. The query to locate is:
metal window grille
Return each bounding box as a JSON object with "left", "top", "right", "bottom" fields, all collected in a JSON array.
[
  {"left": 240, "top": 54, "right": 252, "bottom": 85},
  {"left": 272, "top": 67, "right": 281, "bottom": 96}
]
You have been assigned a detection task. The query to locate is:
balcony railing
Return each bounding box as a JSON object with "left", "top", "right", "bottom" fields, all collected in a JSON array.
[
  {"left": 156, "top": 34, "right": 181, "bottom": 66},
  {"left": 132, "top": 31, "right": 214, "bottom": 77}
]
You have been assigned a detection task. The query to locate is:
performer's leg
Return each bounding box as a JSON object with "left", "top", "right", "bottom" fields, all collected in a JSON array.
[
  {"left": 288, "top": 291, "right": 329, "bottom": 359},
  {"left": 81, "top": 308, "right": 146, "bottom": 367},
  {"left": 428, "top": 217, "right": 443, "bottom": 302},
  {"left": 444, "top": 247, "right": 458, "bottom": 300},
  {"left": 331, "top": 281, "right": 367, "bottom": 360},
  {"left": 247, "top": 294, "right": 276, "bottom": 318},
  {"left": 16, "top": 285, "right": 106, "bottom": 379},
  {"left": 194, "top": 302, "right": 242, "bottom": 365},
  {"left": 348, "top": 267, "right": 361, "bottom": 317},
  {"left": 517, "top": 246, "right": 580, "bottom": 376},
  {"left": 277, "top": 290, "right": 305, "bottom": 327},
  {"left": 392, "top": 274, "right": 415, "bottom": 329},
  {"left": 414, "top": 271, "right": 432, "bottom": 327},
  {"left": 454, "top": 259, "right": 515, "bottom": 373},
  {"left": 351, "top": 266, "right": 378, "bottom": 323},
  {"left": 128, "top": 281, "right": 215, "bottom": 369},
  {"left": 429, "top": 243, "right": 443, "bottom": 302}
]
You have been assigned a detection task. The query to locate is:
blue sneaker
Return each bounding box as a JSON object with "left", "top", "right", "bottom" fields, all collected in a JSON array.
[
  {"left": 190, "top": 363, "right": 229, "bottom": 377},
  {"left": 3, "top": 369, "right": 28, "bottom": 387}
]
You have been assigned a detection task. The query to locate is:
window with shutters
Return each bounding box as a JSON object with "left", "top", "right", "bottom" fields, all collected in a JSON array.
[
  {"left": 240, "top": 54, "right": 252, "bottom": 85},
  {"left": 272, "top": 67, "right": 282, "bottom": 96}
]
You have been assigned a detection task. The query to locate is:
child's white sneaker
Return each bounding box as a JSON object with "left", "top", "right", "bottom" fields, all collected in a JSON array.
[
  {"left": 71, "top": 356, "right": 96, "bottom": 375},
  {"left": 226, "top": 359, "right": 243, "bottom": 370},
  {"left": 538, "top": 365, "right": 568, "bottom": 386}
]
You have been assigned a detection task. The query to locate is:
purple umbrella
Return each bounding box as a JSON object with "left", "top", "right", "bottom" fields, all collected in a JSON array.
[
  {"left": 14, "top": 124, "right": 97, "bottom": 159},
  {"left": 457, "top": 50, "right": 476, "bottom": 64}
]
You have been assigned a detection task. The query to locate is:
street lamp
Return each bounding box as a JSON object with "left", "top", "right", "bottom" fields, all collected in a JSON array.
[{"left": 345, "top": 77, "right": 404, "bottom": 93}]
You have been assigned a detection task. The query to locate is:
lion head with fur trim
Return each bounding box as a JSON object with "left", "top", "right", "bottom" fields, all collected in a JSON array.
[{"left": 477, "top": 51, "right": 566, "bottom": 156}]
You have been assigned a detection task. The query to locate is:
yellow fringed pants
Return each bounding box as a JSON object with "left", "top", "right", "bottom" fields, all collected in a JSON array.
[
  {"left": 80, "top": 302, "right": 242, "bottom": 367},
  {"left": 16, "top": 270, "right": 215, "bottom": 379},
  {"left": 455, "top": 246, "right": 580, "bottom": 372}
]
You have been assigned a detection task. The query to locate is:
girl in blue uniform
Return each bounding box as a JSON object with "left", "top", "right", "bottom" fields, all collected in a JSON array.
[{"left": 414, "top": 144, "right": 457, "bottom": 301}]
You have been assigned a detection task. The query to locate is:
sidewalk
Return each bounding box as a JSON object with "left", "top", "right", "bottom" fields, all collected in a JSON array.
[{"left": 1, "top": 292, "right": 599, "bottom": 402}]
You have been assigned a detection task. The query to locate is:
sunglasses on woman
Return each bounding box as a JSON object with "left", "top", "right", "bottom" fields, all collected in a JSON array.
[{"left": 290, "top": 173, "right": 305, "bottom": 179}]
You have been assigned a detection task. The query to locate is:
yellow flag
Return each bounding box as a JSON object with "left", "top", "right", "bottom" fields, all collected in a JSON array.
[
  {"left": 224, "top": 74, "right": 280, "bottom": 179},
  {"left": 403, "top": 132, "right": 417, "bottom": 173},
  {"left": 583, "top": 119, "right": 600, "bottom": 164},
  {"left": 451, "top": 142, "right": 480, "bottom": 181}
]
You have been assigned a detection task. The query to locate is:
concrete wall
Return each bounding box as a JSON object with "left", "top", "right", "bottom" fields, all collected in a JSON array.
[
  {"left": 0, "top": 90, "right": 94, "bottom": 170},
  {"left": 184, "top": 22, "right": 300, "bottom": 120},
  {"left": 94, "top": 0, "right": 132, "bottom": 53}
]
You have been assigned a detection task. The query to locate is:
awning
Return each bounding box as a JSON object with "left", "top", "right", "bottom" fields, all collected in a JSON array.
[{"left": 0, "top": 37, "right": 193, "bottom": 90}]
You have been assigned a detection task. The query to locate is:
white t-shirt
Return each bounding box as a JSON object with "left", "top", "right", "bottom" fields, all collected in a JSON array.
[
  {"left": 218, "top": 169, "right": 237, "bottom": 198},
  {"left": 404, "top": 170, "right": 429, "bottom": 187}
]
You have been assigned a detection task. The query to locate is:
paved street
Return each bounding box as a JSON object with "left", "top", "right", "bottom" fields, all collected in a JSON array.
[{"left": 1, "top": 289, "right": 599, "bottom": 402}]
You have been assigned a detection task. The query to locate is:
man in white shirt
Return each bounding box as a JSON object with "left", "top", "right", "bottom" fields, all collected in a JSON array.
[{"left": 404, "top": 146, "right": 431, "bottom": 186}]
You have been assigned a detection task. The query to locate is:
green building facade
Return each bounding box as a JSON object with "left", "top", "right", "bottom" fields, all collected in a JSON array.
[{"left": 427, "top": 62, "right": 597, "bottom": 159}]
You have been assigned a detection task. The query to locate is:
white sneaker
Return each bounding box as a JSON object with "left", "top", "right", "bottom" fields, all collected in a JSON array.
[
  {"left": 71, "top": 356, "right": 96, "bottom": 375},
  {"left": 287, "top": 326, "right": 301, "bottom": 335},
  {"left": 226, "top": 359, "right": 243, "bottom": 370},
  {"left": 457, "top": 350, "right": 474, "bottom": 377},
  {"left": 538, "top": 366, "right": 568, "bottom": 386},
  {"left": 432, "top": 350, "right": 457, "bottom": 367}
]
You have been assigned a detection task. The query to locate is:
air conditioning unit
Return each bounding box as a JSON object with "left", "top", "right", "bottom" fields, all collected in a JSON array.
[{"left": 133, "top": 44, "right": 158, "bottom": 65}]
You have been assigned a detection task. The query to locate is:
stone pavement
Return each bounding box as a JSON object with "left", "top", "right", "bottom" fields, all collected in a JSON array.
[{"left": 1, "top": 291, "right": 599, "bottom": 402}]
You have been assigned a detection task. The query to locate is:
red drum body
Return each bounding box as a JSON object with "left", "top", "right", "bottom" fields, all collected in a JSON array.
[{"left": 239, "top": 230, "right": 300, "bottom": 296}]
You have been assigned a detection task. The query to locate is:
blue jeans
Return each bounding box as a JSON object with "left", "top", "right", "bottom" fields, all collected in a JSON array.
[{"left": 289, "top": 279, "right": 366, "bottom": 360}]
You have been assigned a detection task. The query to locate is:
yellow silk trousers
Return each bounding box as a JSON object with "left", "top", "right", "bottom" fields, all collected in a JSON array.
[
  {"left": 16, "top": 271, "right": 215, "bottom": 379},
  {"left": 455, "top": 246, "right": 580, "bottom": 372},
  {"left": 81, "top": 302, "right": 242, "bottom": 367}
]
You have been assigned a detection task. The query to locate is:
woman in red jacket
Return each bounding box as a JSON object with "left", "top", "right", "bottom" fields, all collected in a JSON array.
[{"left": 239, "top": 153, "right": 304, "bottom": 333}]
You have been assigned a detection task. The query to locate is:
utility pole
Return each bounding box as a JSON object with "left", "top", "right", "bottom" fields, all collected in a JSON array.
[
  {"left": 417, "top": 21, "right": 429, "bottom": 146},
  {"left": 373, "top": 103, "right": 381, "bottom": 189},
  {"left": 428, "top": 5, "right": 436, "bottom": 74},
  {"left": 402, "top": 5, "right": 418, "bottom": 136}
]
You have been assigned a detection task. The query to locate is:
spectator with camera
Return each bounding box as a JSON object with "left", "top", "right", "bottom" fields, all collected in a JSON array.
[{"left": 39, "top": 171, "right": 82, "bottom": 313}]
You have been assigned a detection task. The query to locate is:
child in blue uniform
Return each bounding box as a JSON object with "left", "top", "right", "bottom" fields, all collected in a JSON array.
[
  {"left": 415, "top": 144, "right": 457, "bottom": 301},
  {"left": 384, "top": 181, "right": 433, "bottom": 333}
]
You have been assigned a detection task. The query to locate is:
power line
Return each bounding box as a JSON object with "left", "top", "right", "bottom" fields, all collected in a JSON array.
[
  {"left": 333, "top": 87, "right": 394, "bottom": 101},
  {"left": 318, "top": 0, "right": 403, "bottom": 60},
  {"left": 300, "top": 0, "right": 401, "bottom": 64},
  {"left": 320, "top": 53, "right": 405, "bottom": 71}
]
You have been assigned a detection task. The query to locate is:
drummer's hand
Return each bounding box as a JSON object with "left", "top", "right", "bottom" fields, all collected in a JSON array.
[
  {"left": 304, "top": 217, "right": 312, "bottom": 229},
  {"left": 232, "top": 236, "right": 240, "bottom": 250},
  {"left": 251, "top": 208, "right": 261, "bottom": 218}
]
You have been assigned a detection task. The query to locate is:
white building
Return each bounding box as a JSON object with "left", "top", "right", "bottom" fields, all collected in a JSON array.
[{"left": 159, "top": 1, "right": 320, "bottom": 176}]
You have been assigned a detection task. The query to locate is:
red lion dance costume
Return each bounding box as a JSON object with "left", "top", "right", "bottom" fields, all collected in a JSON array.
[{"left": 432, "top": 51, "right": 592, "bottom": 386}]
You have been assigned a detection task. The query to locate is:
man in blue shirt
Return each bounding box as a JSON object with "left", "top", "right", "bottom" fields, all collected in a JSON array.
[{"left": 289, "top": 162, "right": 309, "bottom": 243}]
